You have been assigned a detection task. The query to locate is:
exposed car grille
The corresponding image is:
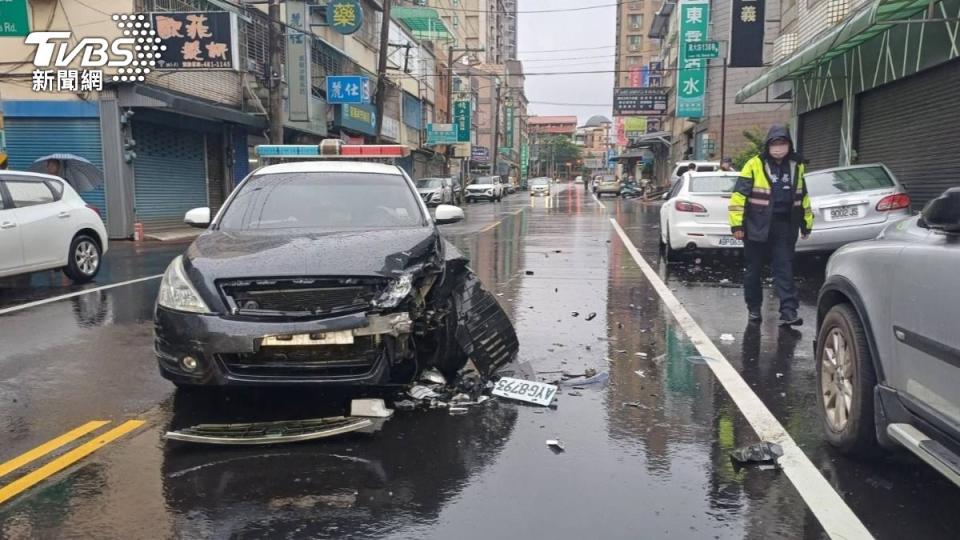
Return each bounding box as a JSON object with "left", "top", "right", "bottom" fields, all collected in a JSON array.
[
  {"left": 218, "top": 337, "right": 380, "bottom": 379},
  {"left": 218, "top": 278, "right": 383, "bottom": 317}
]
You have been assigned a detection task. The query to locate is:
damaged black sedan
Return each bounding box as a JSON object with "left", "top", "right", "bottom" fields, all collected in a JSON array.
[{"left": 154, "top": 158, "right": 518, "bottom": 388}]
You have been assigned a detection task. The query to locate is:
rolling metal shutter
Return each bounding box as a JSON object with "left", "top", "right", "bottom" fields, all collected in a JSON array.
[
  {"left": 798, "top": 101, "right": 842, "bottom": 172},
  {"left": 4, "top": 118, "right": 107, "bottom": 221},
  {"left": 205, "top": 133, "right": 226, "bottom": 215},
  {"left": 132, "top": 121, "right": 207, "bottom": 231},
  {"left": 857, "top": 58, "right": 960, "bottom": 209}
]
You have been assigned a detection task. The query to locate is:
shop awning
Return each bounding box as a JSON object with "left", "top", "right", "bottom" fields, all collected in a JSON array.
[
  {"left": 736, "top": 0, "right": 932, "bottom": 103},
  {"left": 649, "top": 2, "right": 675, "bottom": 39},
  {"left": 392, "top": 7, "right": 454, "bottom": 41}
]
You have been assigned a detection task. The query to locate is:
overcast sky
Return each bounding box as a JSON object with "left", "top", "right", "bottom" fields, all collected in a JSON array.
[{"left": 517, "top": 0, "right": 617, "bottom": 125}]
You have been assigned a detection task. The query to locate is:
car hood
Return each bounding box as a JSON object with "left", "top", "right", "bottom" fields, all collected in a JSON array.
[
  {"left": 185, "top": 227, "right": 440, "bottom": 281},
  {"left": 468, "top": 183, "right": 493, "bottom": 189},
  {"left": 417, "top": 187, "right": 441, "bottom": 194}
]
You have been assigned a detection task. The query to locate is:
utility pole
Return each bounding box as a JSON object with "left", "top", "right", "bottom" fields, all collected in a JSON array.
[
  {"left": 719, "top": 49, "right": 728, "bottom": 160},
  {"left": 491, "top": 78, "right": 501, "bottom": 176},
  {"left": 373, "top": 0, "right": 393, "bottom": 143},
  {"left": 267, "top": 0, "right": 284, "bottom": 144}
]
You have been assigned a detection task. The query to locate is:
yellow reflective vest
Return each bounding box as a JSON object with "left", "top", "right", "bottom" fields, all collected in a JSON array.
[{"left": 729, "top": 156, "right": 813, "bottom": 241}]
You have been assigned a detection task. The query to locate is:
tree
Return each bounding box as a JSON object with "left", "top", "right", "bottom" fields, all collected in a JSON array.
[
  {"left": 733, "top": 128, "right": 766, "bottom": 170},
  {"left": 543, "top": 135, "right": 582, "bottom": 176}
]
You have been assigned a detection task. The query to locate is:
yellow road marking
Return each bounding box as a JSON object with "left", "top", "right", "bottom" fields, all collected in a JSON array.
[
  {"left": 0, "top": 420, "right": 145, "bottom": 505},
  {"left": 0, "top": 421, "right": 110, "bottom": 479},
  {"left": 480, "top": 220, "right": 502, "bottom": 233}
]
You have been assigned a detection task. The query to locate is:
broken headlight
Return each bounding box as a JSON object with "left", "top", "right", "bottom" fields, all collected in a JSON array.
[
  {"left": 157, "top": 255, "right": 211, "bottom": 314},
  {"left": 372, "top": 273, "right": 414, "bottom": 309}
]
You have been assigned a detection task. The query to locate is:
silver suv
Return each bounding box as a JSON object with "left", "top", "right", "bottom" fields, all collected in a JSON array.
[{"left": 816, "top": 188, "right": 960, "bottom": 487}]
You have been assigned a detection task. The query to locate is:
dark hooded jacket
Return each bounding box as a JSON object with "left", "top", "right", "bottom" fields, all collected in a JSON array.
[{"left": 728, "top": 125, "right": 814, "bottom": 242}]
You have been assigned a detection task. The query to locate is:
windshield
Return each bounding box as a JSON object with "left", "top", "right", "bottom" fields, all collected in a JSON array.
[
  {"left": 531, "top": 178, "right": 549, "bottom": 186},
  {"left": 689, "top": 175, "right": 737, "bottom": 193},
  {"left": 473, "top": 176, "right": 498, "bottom": 184},
  {"left": 805, "top": 166, "right": 895, "bottom": 197},
  {"left": 219, "top": 172, "right": 425, "bottom": 231},
  {"left": 416, "top": 178, "right": 444, "bottom": 188},
  {"left": 599, "top": 175, "right": 616, "bottom": 182}
]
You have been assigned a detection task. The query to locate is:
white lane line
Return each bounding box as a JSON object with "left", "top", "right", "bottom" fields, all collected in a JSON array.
[
  {"left": 610, "top": 218, "right": 873, "bottom": 540},
  {"left": 592, "top": 193, "right": 606, "bottom": 209},
  {"left": 0, "top": 275, "right": 163, "bottom": 317}
]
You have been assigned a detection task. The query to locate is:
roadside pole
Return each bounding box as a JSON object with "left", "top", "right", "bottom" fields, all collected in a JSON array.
[
  {"left": 491, "top": 78, "right": 501, "bottom": 177},
  {"left": 373, "top": 0, "right": 392, "bottom": 143},
  {"left": 719, "top": 48, "right": 728, "bottom": 160},
  {"left": 267, "top": 0, "right": 284, "bottom": 144}
]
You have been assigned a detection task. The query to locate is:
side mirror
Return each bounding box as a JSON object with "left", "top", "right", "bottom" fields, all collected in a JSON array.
[
  {"left": 434, "top": 204, "right": 465, "bottom": 225},
  {"left": 184, "top": 207, "right": 211, "bottom": 228},
  {"left": 920, "top": 188, "right": 960, "bottom": 232},
  {"left": 661, "top": 192, "right": 670, "bottom": 200}
]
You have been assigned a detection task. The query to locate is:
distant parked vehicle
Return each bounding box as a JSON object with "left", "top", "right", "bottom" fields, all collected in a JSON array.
[
  {"left": 0, "top": 171, "right": 108, "bottom": 283},
  {"left": 415, "top": 177, "right": 455, "bottom": 206},
  {"left": 800, "top": 164, "right": 912, "bottom": 252},
  {"left": 670, "top": 161, "right": 720, "bottom": 183},
  {"left": 815, "top": 187, "right": 960, "bottom": 488},
  {"left": 529, "top": 177, "right": 551, "bottom": 196},
  {"left": 659, "top": 171, "right": 741, "bottom": 261},
  {"left": 465, "top": 176, "right": 505, "bottom": 202},
  {"left": 594, "top": 174, "right": 621, "bottom": 197}
]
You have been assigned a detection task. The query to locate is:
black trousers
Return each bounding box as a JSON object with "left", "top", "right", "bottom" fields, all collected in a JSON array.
[{"left": 743, "top": 216, "right": 799, "bottom": 314}]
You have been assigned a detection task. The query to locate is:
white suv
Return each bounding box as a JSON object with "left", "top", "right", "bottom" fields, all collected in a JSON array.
[{"left": 0, "top": 171, "right": 108, "bottom": 283}]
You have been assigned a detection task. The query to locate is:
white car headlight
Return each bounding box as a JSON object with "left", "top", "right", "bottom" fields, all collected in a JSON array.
[
  {"left": 373, "top": 273, "right": 414, "bottom": 309},
  {"left": 157, "top": 255, "right": 210, "bottom": 313}
]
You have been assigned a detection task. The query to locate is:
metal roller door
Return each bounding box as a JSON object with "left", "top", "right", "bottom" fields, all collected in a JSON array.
[
  {"left": 133, "top": 121, "right": 207, "bottom": 231},
  {"left": 857, "top": 58, "right": 960, "bottom": 208},
  {"left": 798, "top": 101, "right": 842, "bottom": 172},
  {"left": 5, "top": 118, "right": 107, "bottom": 221}
]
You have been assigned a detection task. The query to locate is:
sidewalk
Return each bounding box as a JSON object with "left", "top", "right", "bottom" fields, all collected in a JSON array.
[{"left": 144, "top": 228, "right": 203, "bottom": 242}]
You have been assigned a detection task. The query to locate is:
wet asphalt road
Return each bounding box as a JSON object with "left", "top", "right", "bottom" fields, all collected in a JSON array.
[{"left": 0, "top": 185, "right": 957, "bottom": 539}]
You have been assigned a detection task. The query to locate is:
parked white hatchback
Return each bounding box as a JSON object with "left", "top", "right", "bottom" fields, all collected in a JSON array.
[
  {"left": 660, "top": 171, "right": 741, "bottom": 260},
  {"left": 0, "top": 171, "right": 108, "bottom": 283}
]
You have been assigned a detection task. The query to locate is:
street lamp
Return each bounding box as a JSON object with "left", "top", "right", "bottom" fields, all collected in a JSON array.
[{"left": 447, "top": 46, "right": 485, "bottom": 205}]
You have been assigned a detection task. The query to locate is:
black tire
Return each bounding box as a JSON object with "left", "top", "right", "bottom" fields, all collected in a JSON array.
[
  {"left": 816, "top": 303, "right": 878, "bottom": 455},
  {"left": 662, "top": 230, "right": 678, "bottom": 262},
  {"left": 63, "top": 234, "right": 101, "bottom": 283}
]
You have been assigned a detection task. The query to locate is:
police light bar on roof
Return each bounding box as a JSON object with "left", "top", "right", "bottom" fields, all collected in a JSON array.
[{"left": 255, "top": 140, "right": 411, "bottom": 159}]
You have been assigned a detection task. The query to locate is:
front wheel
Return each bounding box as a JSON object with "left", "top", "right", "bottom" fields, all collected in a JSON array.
[
  {"left": 64, "top": 234, "right": 101, "bottom": 283},
  {"left": 816, "top": 303, "right": 879, "bottom": 455},
  {"left": 662, "top": 229, "right": 678, "bottom": 262}
]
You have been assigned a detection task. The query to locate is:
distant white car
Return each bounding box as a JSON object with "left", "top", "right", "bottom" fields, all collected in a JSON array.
[
  {"left": 670, "top": 161, "right": 720, "bottom": 183},
  {"left": 0, "top": 171, "right": 108, "bottom": 283},
  {"left": 659, "top": 171, "right": 741, "bottom": 260},
  {"left": 465, "top": 176, "right": 505, "bottom": 202}
]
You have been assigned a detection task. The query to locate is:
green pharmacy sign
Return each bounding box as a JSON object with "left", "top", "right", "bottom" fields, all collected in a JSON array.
[
  {"left": 454, "top": 100, "right": 471, "bottom": 142},
  {"left": 327, "top": 0, "right": 363, "bottom": 35},
  {"left": 0, "top": 0, "right": 30, "bottom": 37}
]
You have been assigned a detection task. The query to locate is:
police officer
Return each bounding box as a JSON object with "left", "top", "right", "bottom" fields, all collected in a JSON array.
[{"left": 729, "top": 125, "right": 813, "bottom": 326}]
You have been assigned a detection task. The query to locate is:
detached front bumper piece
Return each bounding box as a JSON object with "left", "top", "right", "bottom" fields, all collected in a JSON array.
[
  {"left": 165, "top": 417, "right": 373, "bottom": 445},
  {"left": 454, "top": 272, "right": 519, "bottom": 377},
  {"left": 155, "top": 307, "right": 413, "bottom": 386}
]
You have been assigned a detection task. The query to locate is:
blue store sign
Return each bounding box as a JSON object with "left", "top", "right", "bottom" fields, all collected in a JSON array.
[
  {"left": 326, "top": 75, "right": 370, "bottom": 104},
  {"left": 327, "top": 0, "right": 363, "bottom": 35},
  {"left": 336, "top": 103, "right": 377, "bottom": 136}
]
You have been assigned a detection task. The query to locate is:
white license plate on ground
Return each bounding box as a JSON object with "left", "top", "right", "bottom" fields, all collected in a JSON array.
[
  {"left": 491, "top": 377, "right": 558, "bottom": 406},
  {"left": 827, "top": 205, "right": 860, "bottom": 220},
  {"left": 718, "top": 236, "right": 744, "bottom": 247}
]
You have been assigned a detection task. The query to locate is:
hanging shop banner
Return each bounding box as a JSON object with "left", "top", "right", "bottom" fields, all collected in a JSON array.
[
  {"left": 505, "top": 105, "right": 514, "bottom": 147},
  {"left": 286, "top": 1, "right": 311, "bottom": 121},
  {"left": 520, "top": 144, "right": 529, "bottom": 176},
  {"left": 677, "top": 0, "right": 709, "bottom": 118},
  {"left": 471, "top": 146, "right": 490, "bottom": 163},
  {"left": 151, "top": 11, "right": 240, "bottom": 69},
  {"left": 454, "top": 100, "right": 471, "bottom": 142},
  {"left": 614, "top": 117, "right": 627, "bottom": 146},
  {"left": 336, "top": 103, "right": 377, "bottom": 135},
  {"left": 623, "top": 117, "right": 648, "bottom": 138},
  {"left": 327, "top": 0, "right": 364, "bottom": 35},
  {"left": 326, "top": 75, "right": 371, "bottom": 104},
  {"left": 426, "top": 123, "right": 458, "bottom": 144},
  {"left": 613, "top": 87, "right": 668, "bottom": 115},
  {"left": 730, "top": 0, "right": 765, "bottom": 67}
]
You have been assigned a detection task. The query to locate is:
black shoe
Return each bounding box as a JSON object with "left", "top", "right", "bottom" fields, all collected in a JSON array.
[
  {"left": 748, "top": 309, "right": 762, "bottom": 322},
  {"left": 779, "top": 310, "right": 803, "bottom": 326}
]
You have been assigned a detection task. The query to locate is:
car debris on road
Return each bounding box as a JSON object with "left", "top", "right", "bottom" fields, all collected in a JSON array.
[{"left": 730, "top": 441, "right": 784, "bottom": 469}]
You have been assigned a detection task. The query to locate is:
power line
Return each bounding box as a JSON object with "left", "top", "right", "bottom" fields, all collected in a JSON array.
[
  {"left": 521, "top": 53, "right": 618, "bottom": 63},
  {"left": 413, "top": 2, "right": 625, "bottom": 15},
  {"left": 530, "top": 101, "right": 613, "bottom": 107},
  {"left": 518, "top": 45, "right": 616, "bottom": 54}
]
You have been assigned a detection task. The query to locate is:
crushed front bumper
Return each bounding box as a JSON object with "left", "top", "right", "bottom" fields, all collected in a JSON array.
[{"left": 155, "top": 307, "right": 413, "bottom": 386}]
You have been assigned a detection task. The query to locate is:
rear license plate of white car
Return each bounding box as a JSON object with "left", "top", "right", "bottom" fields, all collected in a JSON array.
[
  {"left": 718, "top": 236, "right": 743, "bottom": 247},
  {"left": 491, "top": 377, "right": 558, "bottom": 406},
  {"left": 827, "top": 205, "right": 860, "bottom": 220}
]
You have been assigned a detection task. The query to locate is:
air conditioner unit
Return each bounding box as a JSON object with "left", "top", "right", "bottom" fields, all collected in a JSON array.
[
  {"left": 629, "top": 45, "right": 640, "bottom": 51},
  {"left": 631, "top": 23, "right": 641, "bottom": 29}
]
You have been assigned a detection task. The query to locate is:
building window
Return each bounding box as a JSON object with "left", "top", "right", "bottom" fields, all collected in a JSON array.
[
  {"left": 627, "top": 56, "right": 641, "bottom": 66},
  {"left": 628, "top": 35, "right": 642, "bottom": 51},
  {"left": 629, "top": 14, "right": 643, "bottom": 30}
]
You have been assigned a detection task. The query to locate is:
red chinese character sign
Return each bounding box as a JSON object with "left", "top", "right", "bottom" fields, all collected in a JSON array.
[{"left": 151, "top": 11, "right": 239, "bottom": 69}]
